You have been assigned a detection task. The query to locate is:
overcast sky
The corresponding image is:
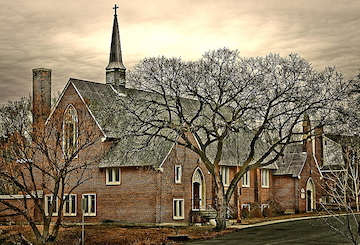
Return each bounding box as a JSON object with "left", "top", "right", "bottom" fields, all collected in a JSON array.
[{"left": 0, "top": 0, "right": 359, "bottom": 104}]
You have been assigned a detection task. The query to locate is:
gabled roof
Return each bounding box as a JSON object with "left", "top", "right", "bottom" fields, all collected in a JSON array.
[
  {"left": 57, "top": 78, "right": 280, "bottom": 169},
  {"left": 99, "top": 131, "right": 177, "bottom": 168},
  {"left": 211, "top": 129, "right": 278, "bottom": 169},
  {"left": 321, "top": 134, "right": 345, "bottom": 170},
  {"left": 273, "top": 144, "right": 307, "bottom": 177},
  {"left": 70, "top": 78, "right": 124, "bottom": 138},
  {"left": 68, "top": 79, "right": 176, "bottom": 168}
]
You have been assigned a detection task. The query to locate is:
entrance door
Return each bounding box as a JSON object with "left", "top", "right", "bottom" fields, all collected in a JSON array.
[
  {"left": 193, "top": 182, "right": 200, "bottom": 210},
  {"left": 306, "top": 178, "right": 315, "bottom": 212},
  {"left": 192, "top": 168, "right": 205, "bottom": 210},
  {"left": 307, "top": 190, "right": 312, "bottom": 211}
]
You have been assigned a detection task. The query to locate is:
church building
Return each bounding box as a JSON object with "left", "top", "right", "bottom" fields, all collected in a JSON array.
[{"left": 1, "top": 6, "right": 334, "bottom": 225}]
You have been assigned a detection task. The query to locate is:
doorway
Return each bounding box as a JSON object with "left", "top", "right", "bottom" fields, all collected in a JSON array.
[
  {"left": 192, "top": 168, "right": 206, "bottom": 210},
  {"left": 306, "top": 178, "right": 315, "bottom": 211}
]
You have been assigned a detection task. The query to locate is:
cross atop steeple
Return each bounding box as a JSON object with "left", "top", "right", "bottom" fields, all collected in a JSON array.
[
  {"left": 106, "top": 4, "right": 126, "bottom": 88},
  {"left": 113, "top": 4, "right": 119, "bottom": 16}
]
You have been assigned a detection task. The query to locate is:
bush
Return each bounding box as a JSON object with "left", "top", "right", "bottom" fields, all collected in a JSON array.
[
  {"left": 241, "top": 207, "right": 250, "bottom": 219},
  {"left": 249, "top": 203, "right": 263, "bottom": 218},
  {"left": 262, "top": 206, "right": 272, "bottom": 217},
  {"left": 267, "top": 199, "right": 281, "bottom": 216}
]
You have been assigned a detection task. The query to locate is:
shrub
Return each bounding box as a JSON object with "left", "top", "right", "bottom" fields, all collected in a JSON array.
[
  {"left": 262, "top": 206, "right": 272, "bottom": 217},
  {"left": 241, "top": 207, "right": 250, "bottom": 219},
  {"left": 249, "top": 203, "right": 263, "bottom": 218},
  {"left": 267, "top": 199, "right": 281, "bottom": 216}
]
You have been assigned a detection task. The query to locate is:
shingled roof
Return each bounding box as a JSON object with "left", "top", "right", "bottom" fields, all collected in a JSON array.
[
  {"left": 62, "top": 78, "right": 280, "bottom": 169},
  {"left": 66, "top": 79, "right": 177, "bottom": 168},
  {"left": 321, "top": 135, "right": 345, "bottom": 170},
  {"left": 273, "top": 144, "right": 307, "bottom": 177},
  {"left": 70, "top": 79, "right": 125, "bottom": 138}
]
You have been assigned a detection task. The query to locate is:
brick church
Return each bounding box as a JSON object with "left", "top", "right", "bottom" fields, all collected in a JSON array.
[{"left": 1, "top": 8, "right": 338, "bottom": 225}]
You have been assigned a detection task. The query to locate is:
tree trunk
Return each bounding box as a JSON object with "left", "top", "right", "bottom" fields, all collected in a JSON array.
[
  {"left": 356, "top": 144, "right": 359, "bottom": 212},
  {"left": 215, "top": 201, "right": 227, "bottom": 231},
  {"left": 215, "top": 187, "right": 228, "bottom": 231}
]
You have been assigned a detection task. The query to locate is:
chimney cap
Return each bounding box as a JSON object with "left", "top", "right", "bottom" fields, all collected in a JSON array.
[{"left": 32, "top": 68, "right": 52, "bottom": 72}]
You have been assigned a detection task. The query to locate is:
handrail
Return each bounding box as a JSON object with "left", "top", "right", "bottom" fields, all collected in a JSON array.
[{"left": 191, "top": 198, "right": 236, "bottom": 219}]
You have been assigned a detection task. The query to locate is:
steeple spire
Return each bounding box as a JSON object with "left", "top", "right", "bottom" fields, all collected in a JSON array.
[{"left": 106, "top": 4, "right": 126, "bottom": 88}]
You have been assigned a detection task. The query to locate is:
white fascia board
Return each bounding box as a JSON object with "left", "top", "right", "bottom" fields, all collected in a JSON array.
[
  {"left": 159, "top": 136, "right": 178, "bottom": 169},
  {"left": 297, "top": 155, "right": 308, "bottom": 178},
  {"left": 45, "top": 79, "right": 71, "bottom": 125}
]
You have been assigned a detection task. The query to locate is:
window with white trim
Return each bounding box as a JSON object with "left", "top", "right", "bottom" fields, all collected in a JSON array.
[
  {"left": 106, "top": 168, "right": 121, "bottom": 185},
  {"left": 173, "top": 199, "right": 185, "bottom": 220},
  {"left": 82, "top": 194, "right": 96, "bottom": 216},
  {"left": 242, "top": 171, "right": 250, "bottom": 187},
  {"left": 45, "top": 194, "right": 58, "bottom": 216},
  {"left": 63, "top": 194, "right": 77, "bottom": 216},
  {"left": 261, "top": 169, "right": 270, "bottom": 188},
  {"left": 220, "top": 166, "right": 230, "bottom": 187},
  {"left": 175, "top": 165, "right": 182, "bottom": 184}
]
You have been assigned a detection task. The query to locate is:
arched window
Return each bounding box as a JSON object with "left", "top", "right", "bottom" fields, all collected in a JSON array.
[{"left": 63, "top": 104, "right": 78, "bottom": 158}]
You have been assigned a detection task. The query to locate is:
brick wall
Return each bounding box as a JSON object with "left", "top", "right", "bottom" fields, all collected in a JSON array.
[
  {"left": 272, "top": 175, "right": 296, "bottom": 212},
  {"left": 158, "top": 140, "right": 213, "bottom": 224}
]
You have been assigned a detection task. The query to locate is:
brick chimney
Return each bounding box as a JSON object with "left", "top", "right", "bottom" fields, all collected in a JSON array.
[{"left": 32, "top": 68, "right": 52, "bottom": 128}]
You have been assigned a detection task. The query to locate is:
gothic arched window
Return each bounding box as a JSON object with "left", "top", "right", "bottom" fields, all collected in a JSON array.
[{"left": 63, "top": 104, "right": 78, "bottom": 158}]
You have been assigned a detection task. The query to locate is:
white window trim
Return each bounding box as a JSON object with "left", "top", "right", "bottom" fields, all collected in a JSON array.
[
  {"left": 173, "top": 199, "right": 185, "bottom": 220},
  {"left": 242, "top": 171, "right": 250, "bottom": 187},
  {"left": 45, "top": 194, "right": 58, "bottom": 216},
  {"left": 261, "top": 204, "right": 269, "bottom": 211},
  {"left": 220, "top": 166, "right": 230, "bottom": 187},
  {"left": 241, "top": 204, "right": 250, "bottom": 211},
  {"left": 62, "top": 104, "right": 78, "bottom": 159},
  {"left": 82, "top": 193, "right": 96, "bottom": 216},
  {"left": 106, "top": 168, "right": 121, "bottom": 185},
  {"left": 261, "top": 169, "right": 270, "bottom": 188},
  {"left": 175, "top": 165, "right": 182, "bottom": 184},
  {"left": 63, "top": 194, "right": 77, "bottom": 216}
]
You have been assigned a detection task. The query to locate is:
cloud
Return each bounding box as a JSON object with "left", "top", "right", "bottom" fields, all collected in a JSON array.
[{"left": 0, "top": 0, "right": 359, "bottom": 104}]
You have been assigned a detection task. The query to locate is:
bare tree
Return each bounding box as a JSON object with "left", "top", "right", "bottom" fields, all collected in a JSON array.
[
  {"left": 321, "top": 71, "right": 360, "bottom": 244},
  {"left": 0, "top": 98, "right": 102, "bottom": 244},
  {"left": 118, "top": 48, "right": 346, "bottom": 231}
]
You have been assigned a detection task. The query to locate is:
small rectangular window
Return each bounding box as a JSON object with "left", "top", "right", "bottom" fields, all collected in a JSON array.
[
  {"left": 242, "top": 171, "right": 250, "bottom": 187},
  {"left": 64, "top": 194, "right": 77, "bottom": 216},
  {"left": 106, "top": 168, "right": 121, "bottom": 185},
  {"left": 173, "top": 199, "right": 185, "bottom": 220},
  {"left": 261, "top": 169, "right": 269, "bottom": 188},
  {"left": 82, "top": 194, "right": 96, "bottom": 216},
  {"left": 45, "top": 195, "right": 58, "bottom": 216},
  {"left": 220, "top": 166, "right": 230, "bottom": 187},
  {"left": 175, "top": 165, "right": 182, "bottom": 184}
]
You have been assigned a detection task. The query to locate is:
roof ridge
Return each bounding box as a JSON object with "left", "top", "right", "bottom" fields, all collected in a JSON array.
[{"left": 70, "top": 78, "right": 107, "bottom": 85}]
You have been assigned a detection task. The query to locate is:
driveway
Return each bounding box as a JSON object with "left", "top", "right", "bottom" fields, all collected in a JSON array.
[{"left": 185, "top": 217, "right": 349, "bottom": 244}]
